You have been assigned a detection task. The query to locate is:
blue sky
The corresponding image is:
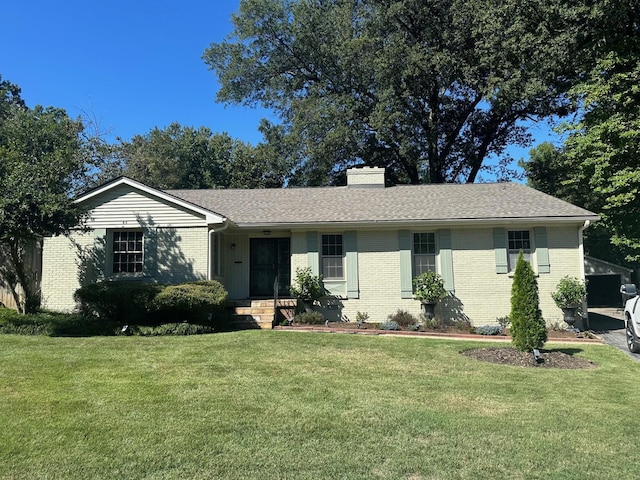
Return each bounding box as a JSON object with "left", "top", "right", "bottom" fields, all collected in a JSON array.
[
  {"left": 2, "top": 0, "right": 559, "bottom": 170},
  {"left": 2, "top": 0, "right": 270, "bottom": 144}
]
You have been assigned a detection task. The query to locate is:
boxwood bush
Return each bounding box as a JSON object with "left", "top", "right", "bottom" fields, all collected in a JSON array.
[
  {"left": 152, "top": 280, "right": 228, "bottom": 323},
  {"left": 74, "top": 281, "right": 163, "bottom": 325}
]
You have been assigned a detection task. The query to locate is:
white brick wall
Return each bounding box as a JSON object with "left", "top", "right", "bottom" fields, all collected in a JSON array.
[
  {"left": 41, "top": 231, "right": 93, "bottom": 312},
  {"left": 291, "top": 225, "right": 584, "bottom": 326},
  {"left": 41, "top": 227, "right": 210, "bottom": 312}
]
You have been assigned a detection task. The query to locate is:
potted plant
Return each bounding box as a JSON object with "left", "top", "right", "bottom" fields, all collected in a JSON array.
[
  {"left": 412, "top": 271, "right": 448, "bottom": 319},
  {"left": 551, "top": 276, "right": 587, "bottom": 331},
  {"left": 289, "top": 267, "right": 324, "bottom": 312}
]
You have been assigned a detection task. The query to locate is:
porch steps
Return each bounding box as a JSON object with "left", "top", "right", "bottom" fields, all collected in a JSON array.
[{"left": 228, "top": 299, "right": 298, "bottom": 330}]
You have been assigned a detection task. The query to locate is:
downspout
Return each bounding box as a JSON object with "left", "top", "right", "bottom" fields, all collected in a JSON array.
[
  {"left": 579, "top": 220, "right": 591, "bottom": 329},
  {"left": 578, "top": 220, "right": 591, "bottom": 280},
  {"left": 208, "top": 221, "right": 229, "bottom": 280}
]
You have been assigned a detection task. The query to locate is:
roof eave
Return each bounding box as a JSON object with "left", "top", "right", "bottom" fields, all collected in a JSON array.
[{"left": 231, "top": 215, "right": 600, "bottom": 230}]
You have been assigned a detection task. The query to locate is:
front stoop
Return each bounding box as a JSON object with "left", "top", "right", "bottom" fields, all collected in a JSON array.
[{"left": 228, "top": 299, "right": 298, "bottom": 329}]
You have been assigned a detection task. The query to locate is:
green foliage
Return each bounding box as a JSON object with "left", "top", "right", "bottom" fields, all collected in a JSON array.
[
  {"left": 496, "top": 315, "right": 511, "bottom": 330},
  {"left": 421, "top": 314, "right": 443, "bottom": 330},
  {"left": 204, "top": 0, "right": 593, "bottom": 185},
  {"left": 152, "top": 280, "right": 228, "bottom": 322},
  {"left": 120, "top": 122, "right": 291, "bottom": 189},
  {"left": 289, "top": 267, "right": 324, "bottom": 302},
  {"left": 551, "top": 276, "right": 587, "bottom": 308},
  {"left": 378, "top": 321, "right": 400, "bottom": 331},
  {"left": 387, "top": 309, "right": 418, "bottom": 328},
  {"left": 131, "top": 323, "right": 216, "bottom": 336},
  {"left": 475, "top": 325, "right": 503, "bottom": 336},
  {"left": 0, "top": 307, "right": 116, "bottom": 336},
  {"left": 510, "top": 252, "right": 547, "bottom": 352},
  {"left": 523, "top": 7, "right": 640, "bottom": 263},
  {"left": 74, "top": 281, "right": 163, "bottom": 325},
  {"left": 355, "top": 311, "right": 370, "bottom": 323},
  {"left": 412, "top": 272, "right": 448, "bottom": 303},
  {"left": 0, "top": 77, "right": 89, "bottom": 313},
  {"left": 293, "top": 311, "right": 324, "bottom": 325}
]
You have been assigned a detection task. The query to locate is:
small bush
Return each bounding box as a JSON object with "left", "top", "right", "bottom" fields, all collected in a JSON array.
[
  {"left": 132, "top": 323, "right": 216, "bottom": 336},
  {"left": 152, "top": 280, "right": 228, "bottom": 323},
  {"left": 387, "top": 309, "right": 418, "bottom": 328},
  {"left": 355, "top": 311, "right": 370, "bottom": 323},
  {"left": 421, "top": 314, "right": 443, "bottom": 329},
  {"left": 475, "top": 325, "right": 503, "bottom": 336},
  {"left": 294, "top": 311, "right": 324, "bottom": 324},
  {"left": 496, "top": 316, "right": 511, "bottom": 330},
  {"left": 379, "top": 321, "right": 400, "bottom": 330},
  {"left": 74, "top": 281, "right": 163, "bottom": 324},
  {"left": 407, "top": 324, "right": 420, "bottom": 331}
]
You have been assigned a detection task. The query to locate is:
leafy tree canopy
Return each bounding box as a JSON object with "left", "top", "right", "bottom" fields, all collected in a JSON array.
[
  {"left": 119, "top": 122, "right": 292, "bottom": 189},
  {"left": 204, "top": 0, "right": 595, "bottom": 185},
  {"left": 522, "top": 2, "right": 639, "bottom": 262},
  {"left": 0, "top": 76, "right": 90, "bottom": 312}
]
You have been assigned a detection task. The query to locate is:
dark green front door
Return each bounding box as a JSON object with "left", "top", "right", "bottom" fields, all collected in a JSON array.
[{"left": 250, "top": 238, "right": 291, "bottom": 297}]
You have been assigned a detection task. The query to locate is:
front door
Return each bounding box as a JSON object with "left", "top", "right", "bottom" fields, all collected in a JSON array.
[{"left": 250, "top": 238, "right": 291, "bottom": 297}]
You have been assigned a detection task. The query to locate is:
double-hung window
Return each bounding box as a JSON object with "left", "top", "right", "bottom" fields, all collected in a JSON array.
[
  {"left": 508, "top": 230, "right": 531, "bottom": 271},
  {"left": 321, "top": 234, "right": 344, "bottom": 280},
  {"left": 112, "top": 231, "right": 143, "bottom": 274},
  {"left": 413, "top": 232, "right": 436, "bottom": 275}
]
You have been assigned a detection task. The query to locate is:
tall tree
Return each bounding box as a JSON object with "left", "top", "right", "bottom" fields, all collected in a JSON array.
[
  {"left": 120, "top": 122, "right": 291, "bottom": 189},
  {"left": 204, "top": 0, "right": 594, "bottom": 185},
  {"left": 522, "top": 1, "right": 640, "bottom": 262},
  {"left": 0, "top": 77, "right": 88, "bottom": 313}
]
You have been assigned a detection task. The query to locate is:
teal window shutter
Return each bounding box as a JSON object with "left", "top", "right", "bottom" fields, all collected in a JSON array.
[
  {"left": 534, "top": 227, "right": 550, "bottom": 273},
  {"left": 344, "top": 231, "right": 359, "bottom": 299},
  {"left": 493, "top": 228, "right": 508, "bottom": 274},
  {"left": 438, "top": 229, "right": 455, "bottom": 292},
  {"left": 307, "top": 231, "right": 319, "bottom": 275},
  {"left": 143, "top": 227, "right": 157, "bottom": 276},
  {"left": 399, "top": 230, "right": 413, "bottom": 298},
  {"left": 91, "top": 228, "right": 107, "bottom": 279}
]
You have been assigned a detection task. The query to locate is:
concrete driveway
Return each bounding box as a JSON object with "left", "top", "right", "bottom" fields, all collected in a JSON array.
[{"left": 588, "top": 307, "right": 640, "bottom": 361}]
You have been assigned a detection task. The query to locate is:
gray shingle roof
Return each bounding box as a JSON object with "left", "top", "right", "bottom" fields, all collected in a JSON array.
[{"left": 166, "top": 183, "right": 598, "bottom": 227}]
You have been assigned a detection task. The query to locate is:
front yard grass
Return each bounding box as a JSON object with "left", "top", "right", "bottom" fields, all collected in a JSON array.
[{"left": 0, "top": 331, "right": 638, "bottom": 479}]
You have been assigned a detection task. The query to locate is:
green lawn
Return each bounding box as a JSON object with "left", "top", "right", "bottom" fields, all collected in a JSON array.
[{"left": 0, "top": 331, "right": 637, "bottom": 479}]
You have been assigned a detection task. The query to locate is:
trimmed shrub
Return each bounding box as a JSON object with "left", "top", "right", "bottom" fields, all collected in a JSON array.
[
  {"left": 294, "top": 311, "right": 324, "bottom": 324},
  {"left": 74, "top": 281, "right": 162, "bottom": 324},
  {"left": 132, "top": 323, "right": 216, "bottom": 336},
  {"left": 378, "top": 321, "right": 400, "bottom": 331},
  {"left": 152, "top": 280, "right": 228, "bottom": 323},
  {"left": 475, "top": 325, "right": 503, "bottom": 336},
  {"left": 387, "top": 309, "right": 418, "bottom": 327},
  {"left": 510, "top": 251, "right": 547, "bottom": 352},
  {"left": 0, "top": 307, "right": 117, "bottom": 336}
]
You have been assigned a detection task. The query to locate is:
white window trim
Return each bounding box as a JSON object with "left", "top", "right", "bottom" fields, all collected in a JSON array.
[
  {"left": 321, "top": 233, "right": 345, "bottom": 281},
  {"left": 507, "top": 229, "right": 536, "bottom": 274},
  {"left": 110, "top": 229, "right": 144, "bottom": 276},
  {"left": 412, "top": 231, "right": 438, "bottom": 276}
]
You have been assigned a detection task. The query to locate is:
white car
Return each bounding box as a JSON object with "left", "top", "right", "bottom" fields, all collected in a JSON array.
[{"left": 623, "top": 285, "right": 640, "bottom": 353}]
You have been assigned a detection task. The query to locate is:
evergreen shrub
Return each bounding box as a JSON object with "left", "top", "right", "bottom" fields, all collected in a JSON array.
[
  {"left": 74, "top": 281, "right": 162, "bottom": 324},
  {"left": 510, "top": 251, "right": 547, "bottom": 351},
  {"left": 152, "top": 280, "right": 228, "bottom": 322}
]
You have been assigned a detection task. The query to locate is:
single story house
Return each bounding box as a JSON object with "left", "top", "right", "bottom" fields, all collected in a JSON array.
[{"left": 41, "top": 167, "right": 599, "bottom": 327}]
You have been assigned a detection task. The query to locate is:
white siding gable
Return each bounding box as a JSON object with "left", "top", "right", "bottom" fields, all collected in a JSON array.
[{"left": 80, "top": 183, "right": 224, "bottom": 229}]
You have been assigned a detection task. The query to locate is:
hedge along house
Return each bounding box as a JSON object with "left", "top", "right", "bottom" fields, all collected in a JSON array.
[{"left": 40, "top": 167, "right": 599, "bottom": 327}]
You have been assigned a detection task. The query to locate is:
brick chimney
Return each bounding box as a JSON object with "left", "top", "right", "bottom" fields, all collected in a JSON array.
[{"left": 346, "top": 166, "right": 385, "bottom": 188}]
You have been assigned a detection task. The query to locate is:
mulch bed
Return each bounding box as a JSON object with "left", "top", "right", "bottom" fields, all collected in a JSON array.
[
  {"left": 277, "top": 322, "right": 601, "bottom": 368},
  {"left": 461, "top": 347, "right": 598, "bottom": 369}
]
